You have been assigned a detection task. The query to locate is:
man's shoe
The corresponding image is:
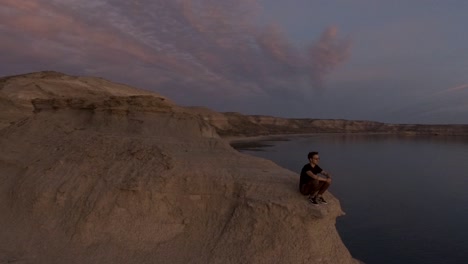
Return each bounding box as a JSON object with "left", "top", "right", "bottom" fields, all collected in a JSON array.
[
  {"left": 317, "top": 196, "right": 327, "bottom": 204},
  {"left": 308, "top": 196, "right": 319, "bottom": 205}
]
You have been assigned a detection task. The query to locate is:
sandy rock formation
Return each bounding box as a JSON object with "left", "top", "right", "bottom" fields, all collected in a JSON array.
[
  {"left": 0, "top": 71, "right": 161, "bottom": 130},
  {"left": 0, "top": 72, "right": 359, "bottom": 263}
]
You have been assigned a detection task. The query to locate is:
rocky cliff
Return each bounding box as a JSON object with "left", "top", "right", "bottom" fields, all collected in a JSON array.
[
  {"left": 0, "top": 71, "right": 158, "bottom": 130},
  {"left": 3, "top": 72, "right": 467, "bottom": 136},
  {"left": 0, "top": 72, "right": 359, "bottom": 263},
  {"left": 188, "top": 109, "right": 468, "bottom": 137}
]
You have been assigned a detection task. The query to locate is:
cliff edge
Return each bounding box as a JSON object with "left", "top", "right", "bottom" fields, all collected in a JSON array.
[{"left": 0, "top": 72, "right": 359, "bottom": 263}]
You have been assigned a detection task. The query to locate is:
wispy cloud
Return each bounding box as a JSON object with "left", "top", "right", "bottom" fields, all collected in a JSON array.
[
  {"left": 0, "top": 0, "right": 351, "bottom": 104},
  {"left": 382, "top": 82, "right": 468, "bottom": 124},
  {"left": 436, "top": 83, "right": 468, "bottom": 94},
  {"left": 309, "top": 26, "right": 351, "bottom": 89}
]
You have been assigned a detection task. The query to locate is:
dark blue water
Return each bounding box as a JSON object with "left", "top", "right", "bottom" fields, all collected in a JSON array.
[{"left": 234, "top": 134, "right": 468, "bottom": 264}]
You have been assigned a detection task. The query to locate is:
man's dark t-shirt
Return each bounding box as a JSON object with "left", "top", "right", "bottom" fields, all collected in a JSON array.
[{"left": 300, "top": 163, "right": 322, "bottom": 187}]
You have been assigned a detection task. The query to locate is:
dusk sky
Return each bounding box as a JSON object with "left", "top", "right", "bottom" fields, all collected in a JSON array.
[{"left": 1, "top": 0, "right": 467, "bottom": 124}]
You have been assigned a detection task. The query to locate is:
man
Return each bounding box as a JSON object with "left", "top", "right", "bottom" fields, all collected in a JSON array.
[{"left": 299, "top": 151, "right": 332, "bottom": 205}]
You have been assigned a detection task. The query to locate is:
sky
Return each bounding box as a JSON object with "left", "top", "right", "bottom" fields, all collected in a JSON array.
[{"left": 1, "top": 0, "right": 467, "bottom": 124}]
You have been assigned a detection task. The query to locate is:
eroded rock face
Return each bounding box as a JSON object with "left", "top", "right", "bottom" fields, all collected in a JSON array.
[
  {"left": 0, "top": 71, "right": 165, "bottom": 130},
  {"left": 0, "top": 73, "right": 359, "bottom": 263}
]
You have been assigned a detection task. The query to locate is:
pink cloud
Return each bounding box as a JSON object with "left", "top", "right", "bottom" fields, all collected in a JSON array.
[
  {"left": 1, "top": 0, "right": 352, "bottom": 99},
  {"left": 256, "top": 24, "right": 299, "bottom": 66},
  {"left": 309, "top": 26, "right": 352, "bottom": 86},
  {"left": 1, "top": 0, "right": 41, "bottom": 11},
  {"left": 0, "top": 1, "right": 165, "bottom": 68},
  {"left": 444, "top": 83, "right": 468, "bottom": 93}
]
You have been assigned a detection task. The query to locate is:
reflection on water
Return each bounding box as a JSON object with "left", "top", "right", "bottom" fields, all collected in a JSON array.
[{"left": 234, "top": 134, "right": 468, "bottom": 264}]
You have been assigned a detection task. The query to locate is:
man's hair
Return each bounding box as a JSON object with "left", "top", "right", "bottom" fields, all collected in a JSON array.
[{"left": 308, "top": 151, "right": 319, "bottom": 160}]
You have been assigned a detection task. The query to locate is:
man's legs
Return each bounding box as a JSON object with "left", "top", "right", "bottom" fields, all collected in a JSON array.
[
  {"left": 317, "top": 181, "right": 330, "bottom": 195},
  {"left": 300, "top": 180, "right": 319, "bottom": 196},
  {"left": 315, "top": 179, "right": 331, "bottom": 203},
  {"left": 300, "top": 179, "right": 331, "bottom": 204}
]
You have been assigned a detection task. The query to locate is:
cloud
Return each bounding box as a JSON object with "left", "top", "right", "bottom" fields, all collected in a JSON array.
[
  {"left": 436, "top": 83, "right": 468, "bottom": 94},
  {"left": 381, "top": 82, "right": 468, "bottom": 124},
  {"left": 309, "top": 26, "right": 352, "bottom": 88},
  {"left": 0, "top": 0, "right": 351, "bottom": 106}
]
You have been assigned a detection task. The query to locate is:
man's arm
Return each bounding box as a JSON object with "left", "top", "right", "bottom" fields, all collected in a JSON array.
[
  {"left": 320, "top": 170, "right": 332, "bottom": 183},
  {"left": 306, "top": 170, "right": 329, "bottom": 182},
  {"left": 320, "top": 170, "right": 332, "bottom": 178}
]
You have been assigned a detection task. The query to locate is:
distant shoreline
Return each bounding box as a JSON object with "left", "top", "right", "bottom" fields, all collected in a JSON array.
[
  {"left": 224, "top": 132, "right": 468, "bottom": 151},
  {"left": 223, "top": 131, "right": 417, "bottom": 143}
]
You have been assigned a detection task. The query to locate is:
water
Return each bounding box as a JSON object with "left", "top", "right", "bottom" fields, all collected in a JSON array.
[{"left": 233, "top": 134, "right": 468, "bottom": 264}]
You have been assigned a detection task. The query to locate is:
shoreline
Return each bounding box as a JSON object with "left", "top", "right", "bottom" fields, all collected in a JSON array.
[{"left": 222, "top": 131, "right": 468, "bottom": 145}]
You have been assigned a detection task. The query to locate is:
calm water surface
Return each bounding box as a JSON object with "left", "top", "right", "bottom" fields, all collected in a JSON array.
[{"left": 234, "top": 134, "right": 468, "bottom": 264}]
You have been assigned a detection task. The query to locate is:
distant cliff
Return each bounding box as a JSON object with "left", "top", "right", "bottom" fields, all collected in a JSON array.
[{"left": 188, "top": 108, "right": 468, "bottom": 137}]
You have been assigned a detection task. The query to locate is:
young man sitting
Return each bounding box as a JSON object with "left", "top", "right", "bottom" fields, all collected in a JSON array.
[{"left": 299, "top": 151, "right": 332, "bottom": 204}]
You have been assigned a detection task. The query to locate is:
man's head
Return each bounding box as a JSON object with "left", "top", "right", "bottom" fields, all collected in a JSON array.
[{"left": 308, "top": 151, "right": 320, "bottom": 165}]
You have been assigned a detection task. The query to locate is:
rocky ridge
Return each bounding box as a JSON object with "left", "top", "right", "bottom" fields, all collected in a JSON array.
[
  {"left": 3, "top": 72, "right": 467, "bottom": 136},
  {"left": 0, "top": 72, "right": 359, "bottom": 263},
  {"left": 188, "top": 108, "right": 468, "bottom": 137}
]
